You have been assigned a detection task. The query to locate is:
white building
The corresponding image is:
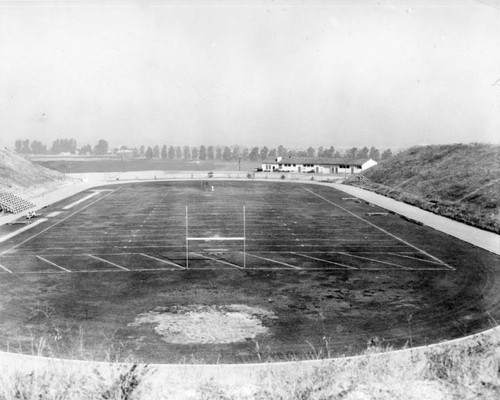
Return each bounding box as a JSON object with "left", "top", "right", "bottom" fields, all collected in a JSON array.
[
  {"left": 116, "top": 148, "right": 134, "bottom": 159},
  {"left": 261, "top": 157, "right": 377, "bottom": 175}
]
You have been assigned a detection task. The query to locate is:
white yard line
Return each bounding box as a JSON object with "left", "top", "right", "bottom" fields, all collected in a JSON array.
[
  {"left": 87, "top": 254, "right": 130, "bottom": 271},
  {"left": 244, "top": 253, "right": 301, "bottom": 269},
  {"left": 63, "top": 191, "right": 100, "bottom": 210},
  {"left": 337, "top": 252, "right": 411, "bottom": 270},
  {"left": 304, "top": 188, "right": 456, "bottom": 271},
  {"left": 139, "top": 253, "right": 186, "bottom": 269},
  {"left": 0, "top": 263, "right": 12, "bottom": 273},
  {"left": 291, "top": 252, "right": 357, "bottom": 269},
  {"left": 36, "top": 255, "right": 71, "bottom": 272},
  {"left": 388, "top": 252, "right": 443, "bottom": 265},
  {"left": 0, "top": 218, "right": 48, "bottom": 243},
  {"left": 191, "top": 252, "right": 244, "bottom": 269}
]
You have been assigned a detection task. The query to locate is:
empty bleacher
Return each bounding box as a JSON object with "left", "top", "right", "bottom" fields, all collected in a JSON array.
[{"left": 0, "top": 192, "right": 35, "bottom": 214}]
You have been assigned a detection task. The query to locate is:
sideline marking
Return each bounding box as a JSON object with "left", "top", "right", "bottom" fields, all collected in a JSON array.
[
  {"left": 87, "top": 254, "right": 129, "bottom": 271},
  {"left": 36, "top": 255, "right": 71, "bottom": 272},
  {"left": 46, "top": 211, "right": 62, "bottom": 217},
  {"left": 244, "top": 253, "right": 301, "bottom": 269},
  {"left": 0, "top": 189, "right": 120, "bottom": 257},
  {"left": 303, "top": 188, "right": 455, "bottom": 271},
  {"left": 63, "top": 191, "right": 100, "bottom": 210},
  {"left": 139, "top": 253, "right": 186, "bottom": 269},
  {"left": 291, "top": 252, "right": 357, "bottom": 269},
  {"left": 191, "top": 252, "right": 244, "bottom": 269},
  {"left": 0, "top": 218, "right": 48, "bottom": 243},
  {"left": 0, "top": 263, "right": 12, "bottom": 273}
]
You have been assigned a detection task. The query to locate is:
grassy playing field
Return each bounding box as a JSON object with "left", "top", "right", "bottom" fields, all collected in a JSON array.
[{"left": 0, "top": 180, "right": 499, "bottom": 363}]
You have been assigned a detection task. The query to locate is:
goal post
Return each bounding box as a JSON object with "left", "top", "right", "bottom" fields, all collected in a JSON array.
[{"left": 185, "top": 205, "right": 246, "bottom": 269}]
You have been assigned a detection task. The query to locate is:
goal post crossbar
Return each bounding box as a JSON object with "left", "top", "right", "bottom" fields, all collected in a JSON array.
[
  {"left": 185, "top": 205, "right": 246, "bottom": 269},
  {"left": 187, "top": 237, "right": 246, "bottom": 241}
]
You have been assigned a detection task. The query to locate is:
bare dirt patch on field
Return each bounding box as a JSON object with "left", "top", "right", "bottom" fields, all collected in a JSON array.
[{"left": 129, "top": 304, "right": 277, "bottom": 344}]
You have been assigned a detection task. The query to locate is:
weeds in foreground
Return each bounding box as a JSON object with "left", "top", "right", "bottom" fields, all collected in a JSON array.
[
  {"left": 99, "top": 364, "right": 150, "bottom": 400},
  {"left": 424, "top": 335, "right": 500, "bottom": 399},
  {"left": 0, "top": 363, "right": 150, "bottom": 400},
  {"left": 1, "top": 331, "right": 499, "bottom": 400}
]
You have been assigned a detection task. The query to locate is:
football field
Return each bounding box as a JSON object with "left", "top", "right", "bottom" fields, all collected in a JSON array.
[
  {"left": 0, "top": 181, "right": 454, "bottom": 274},
  {"left": 0, "top": 180, "right": 498, "bottom": 363}
]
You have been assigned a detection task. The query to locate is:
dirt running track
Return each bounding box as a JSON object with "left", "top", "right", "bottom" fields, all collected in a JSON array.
[{"left": 0, "top": 179, "right": 499, "bottom": 364}]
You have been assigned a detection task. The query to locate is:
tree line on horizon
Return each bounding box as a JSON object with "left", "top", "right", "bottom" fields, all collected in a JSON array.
[{"left": 14, "top": 138, "right": 393, "bottom": 162}]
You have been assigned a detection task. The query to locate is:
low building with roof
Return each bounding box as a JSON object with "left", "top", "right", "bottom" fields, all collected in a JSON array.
[{"left": 261, "top": 156, "right": 377, "bottom": 175}]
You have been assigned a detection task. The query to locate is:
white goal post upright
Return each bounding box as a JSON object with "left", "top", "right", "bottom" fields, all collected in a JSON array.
[
  {"left": 243, "top": 205, "right": 246, "bottom": 269},
  {"left": 185, "top": 205, "right": 246, "bottom": 269},
  {"left": 186, "top": 205, "right": 189, "bottom": 269}
]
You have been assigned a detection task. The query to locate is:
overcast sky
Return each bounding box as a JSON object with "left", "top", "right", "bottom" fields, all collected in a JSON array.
[{"left": 0, "top": 0, "right": 499, "bottom": 150}]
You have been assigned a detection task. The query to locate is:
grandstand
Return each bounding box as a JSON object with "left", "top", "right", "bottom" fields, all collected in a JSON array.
[{"left": 0, "top": 192, "right": 35, "bottom": 214}]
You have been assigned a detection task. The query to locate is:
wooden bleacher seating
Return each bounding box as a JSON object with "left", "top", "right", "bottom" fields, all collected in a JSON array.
[{"left": 0, "top": 192, "right": 35, "bottom": 214}]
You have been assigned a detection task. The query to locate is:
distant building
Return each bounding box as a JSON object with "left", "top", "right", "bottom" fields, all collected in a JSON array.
[
  {"left": 116, "top": 148, "right": 134, "bottom": 159},
  {"left": 261, "top": 156, "right": 377, "bottom": 174}
]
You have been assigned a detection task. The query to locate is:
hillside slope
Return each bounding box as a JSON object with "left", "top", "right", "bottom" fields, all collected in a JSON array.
[
  {"left": 346, "top": 143, "right": 500, "bottom": 233},
  {"left": 0, "top": 148, "right": 67, "bottom": 199}
]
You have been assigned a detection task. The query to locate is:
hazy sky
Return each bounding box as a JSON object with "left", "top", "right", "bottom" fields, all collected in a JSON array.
[{"left": 0, "top": 0, "right": 499, "bottom": 150}]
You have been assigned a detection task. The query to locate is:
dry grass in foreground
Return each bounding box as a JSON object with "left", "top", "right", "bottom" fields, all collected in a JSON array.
[{"left": 1, "top": 329, "right": 499, "bottom": 400}]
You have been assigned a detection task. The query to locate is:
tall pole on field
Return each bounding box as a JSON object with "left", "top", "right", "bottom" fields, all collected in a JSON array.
[
  {"left": 243, "top": 205, "right": 246, "bottom": 269},
  {"left": 186, "top": 205, "right": 189, "bottom": 269}
]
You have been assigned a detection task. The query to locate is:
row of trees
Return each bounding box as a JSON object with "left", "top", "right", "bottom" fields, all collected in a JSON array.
[
  {"left": 15, "top": 139, "right": 109, "bottom": 156},
  {"left": 139, "top": 145, "right": 392, "bottom": 161},
  {"left": 15, "top": 139, "right": 393, "bottom": 161}
]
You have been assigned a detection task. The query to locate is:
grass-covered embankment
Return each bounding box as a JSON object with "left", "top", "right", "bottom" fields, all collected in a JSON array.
[
  {"left": 346, "top": 143, "right": 500, "bottom": 233},
  {"left": 0, "top": 148, "right": 76, "bottom": 201}
]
